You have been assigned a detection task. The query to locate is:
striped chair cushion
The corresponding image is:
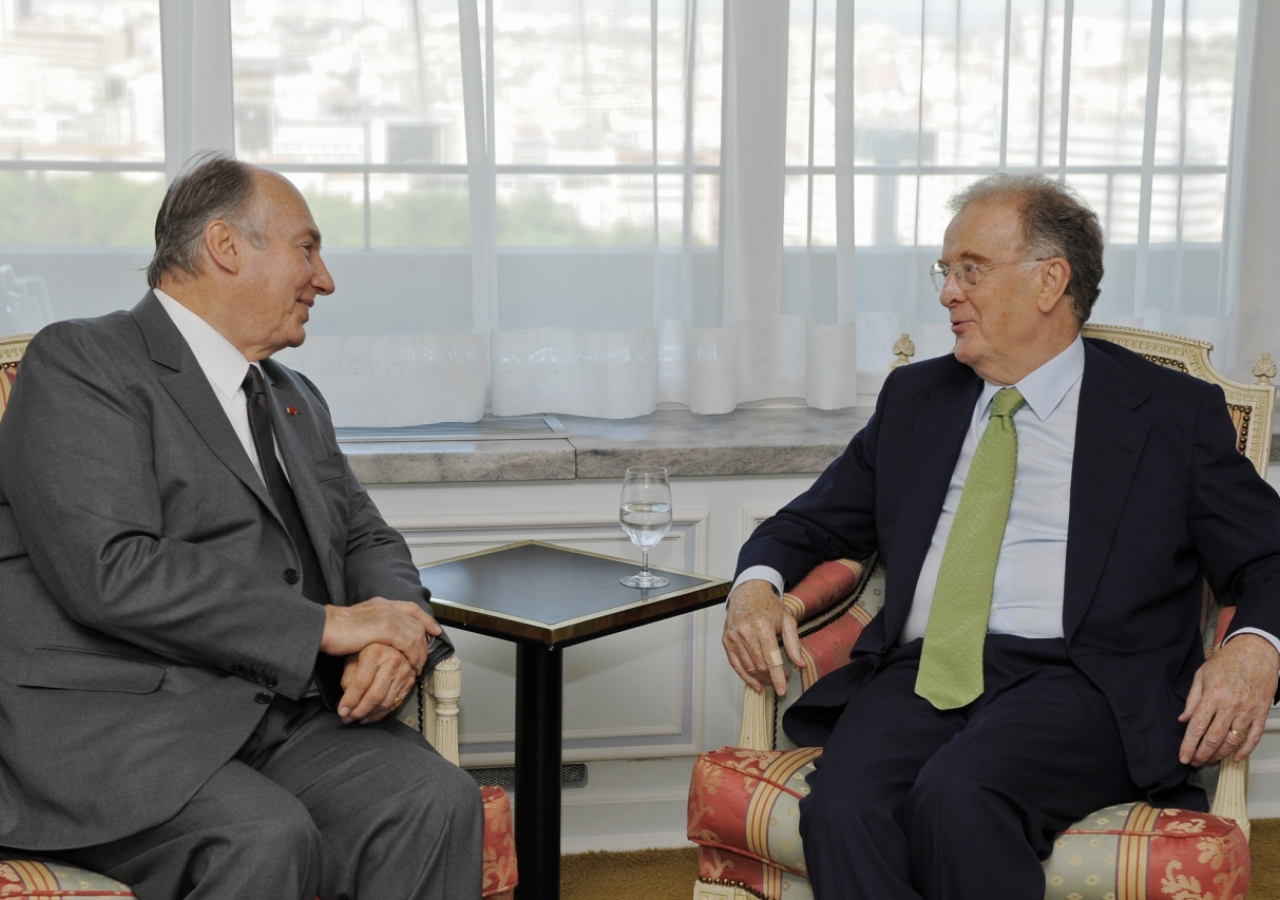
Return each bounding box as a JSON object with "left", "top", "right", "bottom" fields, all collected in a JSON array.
[
  {"left": 688, "top": 747, "right": 1249, "bottom": 900},
  {"left": 0, "top": 858, "right": 133, "bottom": 897}
]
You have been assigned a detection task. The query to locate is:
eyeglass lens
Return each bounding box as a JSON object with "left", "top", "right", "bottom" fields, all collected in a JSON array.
[{"left": 929, "top": 264, "right": 977, "bottom": 292}]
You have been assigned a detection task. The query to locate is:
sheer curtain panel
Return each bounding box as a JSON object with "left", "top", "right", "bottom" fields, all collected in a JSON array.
[
  {"left": 264, "top": 0, "right": 1252, "bottom": 424},
  {"left": 1, "top": 0, "right": 1255, "bottom": 425}
]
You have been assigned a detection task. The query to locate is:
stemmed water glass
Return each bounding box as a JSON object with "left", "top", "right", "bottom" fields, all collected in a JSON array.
[{"left": 619, "top": 465, "right": 673, "bottom": 588}]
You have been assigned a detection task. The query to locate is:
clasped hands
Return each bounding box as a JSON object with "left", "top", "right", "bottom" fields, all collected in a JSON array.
[
  {"left": 726, "top": 580, "right": 1280, "bottom": 768},
  {"left": 320, "top": 597, "right": 443, "bottom": 725}
]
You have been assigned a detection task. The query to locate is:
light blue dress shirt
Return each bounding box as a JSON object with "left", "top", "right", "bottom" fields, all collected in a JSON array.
[{"left": 901, "top": 336, "right": 1082, "bottom": 641}]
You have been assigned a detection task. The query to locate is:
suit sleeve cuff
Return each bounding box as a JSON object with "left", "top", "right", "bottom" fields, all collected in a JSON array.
[
  {"left": 1223, "top": 626, "right": 1280, "bottom": 665},
  {"left": 732, "top": 566, "right": 785, "bottom": 599}
]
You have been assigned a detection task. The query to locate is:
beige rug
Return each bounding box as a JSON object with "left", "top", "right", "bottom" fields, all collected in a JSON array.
[
  {"left": 562, "top": 824, "right": 1280, "bottom": 899},
  {"left": 562, "top": 848, "right": 698, "bottom": 900}
]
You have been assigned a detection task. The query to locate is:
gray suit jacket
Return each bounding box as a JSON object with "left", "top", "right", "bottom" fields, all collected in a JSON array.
[{"left": 0, "top": 292, "right": 441, "bottom": 851}]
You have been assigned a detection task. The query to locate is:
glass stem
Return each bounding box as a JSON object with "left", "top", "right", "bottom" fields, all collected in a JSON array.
[{"left": 641, "top": 547, "right": 650, "bottom": 577}]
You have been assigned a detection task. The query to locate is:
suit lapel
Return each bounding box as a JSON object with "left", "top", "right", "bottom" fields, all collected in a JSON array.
[
  {"left": 882, "top": 369, "right": 983, "bottom": 645},
  {"left": 1063, "top": 341, "right": 1151, "bottom": 641},
  {"left": 263, "top": 363, "right": 339, "bottom": 598},
  {"left": 131, "top": 293, "right": 280, "bottom": 520}
]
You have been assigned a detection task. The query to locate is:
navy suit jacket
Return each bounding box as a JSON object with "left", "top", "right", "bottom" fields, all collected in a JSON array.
[{"left": 738, "top": 338, "right": 1280, "bottom": 803}]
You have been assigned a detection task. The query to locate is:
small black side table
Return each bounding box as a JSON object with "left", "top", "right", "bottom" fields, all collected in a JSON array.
[{"left": 418, "top": 540, "right": 731, "bottom": 900}]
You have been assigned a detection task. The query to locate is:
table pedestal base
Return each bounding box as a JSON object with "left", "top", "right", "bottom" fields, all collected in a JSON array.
[{"left": 514, "top": 643, "right": 563, "bottom": 900}]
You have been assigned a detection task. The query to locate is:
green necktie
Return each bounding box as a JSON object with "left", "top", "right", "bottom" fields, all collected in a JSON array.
[{"left": 915, "top": 387, "right": 1026, "bottom": 710}]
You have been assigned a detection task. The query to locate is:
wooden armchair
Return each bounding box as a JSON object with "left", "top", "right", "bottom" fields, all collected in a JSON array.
[
  {"left": 0, "top": 333, "right": 517, "bottom": 900},
  {"left": 688, "top": 325, "right": 1275, "bottom": 900}
]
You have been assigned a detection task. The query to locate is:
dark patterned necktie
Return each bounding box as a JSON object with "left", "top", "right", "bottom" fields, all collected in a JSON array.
[{"left": 243, "top": 365, "right": 342, "bottom": 705}]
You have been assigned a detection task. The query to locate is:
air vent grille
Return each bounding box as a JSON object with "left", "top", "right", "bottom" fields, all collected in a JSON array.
[{"left": 466, "top": 763, "right": 587, "bottom": 791}]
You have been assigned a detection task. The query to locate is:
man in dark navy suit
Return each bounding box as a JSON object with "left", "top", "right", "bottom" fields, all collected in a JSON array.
[{"left": 722, "top": 174, "right": 1280, "bottom": 899}]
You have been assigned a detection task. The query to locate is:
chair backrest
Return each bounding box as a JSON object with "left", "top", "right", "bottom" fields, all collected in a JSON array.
[
  {"left": 0, "top": 334, "right": 31, "bottom": 427},
  {"left": 1080, "top": 323, "right": 1275, "bottom": 475}
]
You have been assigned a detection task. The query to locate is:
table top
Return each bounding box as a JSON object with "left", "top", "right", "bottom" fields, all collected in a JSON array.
[{"left": 418, "top": 540, "right": 731, "bottom": 646}]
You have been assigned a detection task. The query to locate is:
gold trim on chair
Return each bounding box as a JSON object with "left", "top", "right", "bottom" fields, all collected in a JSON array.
[
  {"left": 0, "top": 333, "right": 32, "bottom": 365},
  {"left": 0, "top": 333, "right": 32, "bottom": 427}
]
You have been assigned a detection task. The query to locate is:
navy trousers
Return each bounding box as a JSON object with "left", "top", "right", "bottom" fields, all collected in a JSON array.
[{"left": 798, "top": 635, "right": 1145, "bottom": 900}]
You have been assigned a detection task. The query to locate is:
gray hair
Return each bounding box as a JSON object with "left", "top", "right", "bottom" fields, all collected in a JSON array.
[
  {"left": 147, "top": 153, "right": 267, "bottom": 289},
  {"left": 948, "top": 173, "right": 1105, "bottom": 323}
]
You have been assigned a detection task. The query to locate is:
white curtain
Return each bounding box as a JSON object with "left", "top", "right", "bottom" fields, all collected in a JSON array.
[{"left": 265, "top": 0, "right": 1256, "bottom": 425}]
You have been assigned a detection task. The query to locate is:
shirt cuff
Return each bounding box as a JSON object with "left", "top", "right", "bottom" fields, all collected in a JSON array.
[
  {"left": 1223, "top": 626, "right": 1280, "bottom": 662},
  {"left": 732, "top": 566, "right": 785, "bottom": 599}
]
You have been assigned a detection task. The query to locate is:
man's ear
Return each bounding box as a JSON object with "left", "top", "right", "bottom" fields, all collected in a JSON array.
[
  {"left": 204, "top": 220, "right": 241, "bottom": 276},
  {"left": 1037, "top": 257, "right": 1072, "bottom": 314}
]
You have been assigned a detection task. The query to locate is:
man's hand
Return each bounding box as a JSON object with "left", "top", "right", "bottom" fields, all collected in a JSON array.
[
  {"left": 1178, "top": 633, "right": 1279, "bottom": 766},
  {"left": 320, "top": 597, "right": 442, "bottom": 674},
  {"left": 338, "top": 643, "right": 417, "bottom": 724},
  {"left": 722, "top": 579, "right": 805, "bottom": 695}
]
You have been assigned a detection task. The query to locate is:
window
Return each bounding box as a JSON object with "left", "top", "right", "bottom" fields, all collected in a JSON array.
[
  {"left": 0, "top": 0, "right": 165, "bottom": 247},
  {"left": 0, "top": 0, "right": 1263, "bottom": 424}
]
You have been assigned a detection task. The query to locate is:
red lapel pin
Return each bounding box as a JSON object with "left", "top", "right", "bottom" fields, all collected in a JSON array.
[{"left": 286, "top": 406, "right": 298, "bottom": 416}]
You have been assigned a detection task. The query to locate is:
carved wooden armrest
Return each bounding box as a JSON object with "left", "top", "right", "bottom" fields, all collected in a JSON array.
[
  {"left": 412, "top": 655, "right": 462, "bottom": 766},
  {"left": 1205, "top": 604, "right": 1252, "bottom": 840}
]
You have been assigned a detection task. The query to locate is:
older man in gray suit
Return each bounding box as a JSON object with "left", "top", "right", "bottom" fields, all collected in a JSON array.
[{"left": 0, "top": 155, "right": 483, "bottom": 899}]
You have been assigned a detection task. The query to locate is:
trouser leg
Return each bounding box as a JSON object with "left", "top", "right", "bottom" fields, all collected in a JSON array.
[
  {"left": 800, "top": 637, "right": 1141, "bottom": 900},
  {"left": 904, "top": 636, "right": 1141, "bottom": 900},
  {"left": 58, "top": 695, "right": 483, "bottom": 900},
  {"left": 800, "top": 641, "right": 966, "bottom": 900},
  {"left": 55, "top": 761, "right": 323, "bottom": 900},
  {"left": 254, "top": 699, "right": 484, "bottom": 900}
]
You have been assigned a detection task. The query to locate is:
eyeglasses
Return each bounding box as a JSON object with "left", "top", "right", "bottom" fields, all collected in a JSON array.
[{"left": 929, "top": 257, "right": 1048, "bottom": 292}]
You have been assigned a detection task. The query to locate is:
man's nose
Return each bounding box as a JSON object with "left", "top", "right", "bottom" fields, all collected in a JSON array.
[
  {"left": 312, "top": 252, "right": 335, "bottom": 295},
  {"left": 939, "top": 272, "right": 963, "bottom": 308}
]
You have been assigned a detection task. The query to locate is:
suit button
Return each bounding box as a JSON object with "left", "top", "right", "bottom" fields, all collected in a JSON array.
[
  {"left": 255, "top": 692, "right": 273, "bottom": 704},
  {"left": 266, "top": 676, "right": 278, "bottom": 689},
  {"left": 284, "top": 568, "right": 300, "bottom": 584}
]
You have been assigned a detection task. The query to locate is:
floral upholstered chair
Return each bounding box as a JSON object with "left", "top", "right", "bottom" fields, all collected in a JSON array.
[
  {"left": 688, "top": 325, "right": 1276, "bottom": 900},
  {"left": 0, "top": 333, "right": 518, "bottom": 900}
]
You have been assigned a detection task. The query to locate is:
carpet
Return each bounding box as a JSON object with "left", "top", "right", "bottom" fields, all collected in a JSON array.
[
  {"left": 562, "top": 847, "right": 698, "bottom": 900},
  {"left": 562, "top": 822, "right": 1280, "bottom": 899},
  {"left": 1251, "top": 819, "right": 1280, "bottom": 899}
]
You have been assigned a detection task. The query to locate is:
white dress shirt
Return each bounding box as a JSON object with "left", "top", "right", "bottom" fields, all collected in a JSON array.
[
  {"left": 735, "top": 336, "right": 1279, "bottom": 655},
  {"left": 155, "top": 290, "right": 316, "bottom": 696},
  {"left": 154, "top": 290, "right": 285, "bottom": 485}
]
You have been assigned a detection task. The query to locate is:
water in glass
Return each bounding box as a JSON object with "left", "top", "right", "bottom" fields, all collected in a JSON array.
[{"left": 619, "top": 466, "right": 672, "bottom": 588}]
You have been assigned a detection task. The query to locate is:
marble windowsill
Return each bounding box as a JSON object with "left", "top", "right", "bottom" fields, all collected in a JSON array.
[
  {"left": 340, "top": 407, "right": 874, "bottom": 484},
  {"left": 340, "top": 406, "right": 1280, "bottom": 485}
]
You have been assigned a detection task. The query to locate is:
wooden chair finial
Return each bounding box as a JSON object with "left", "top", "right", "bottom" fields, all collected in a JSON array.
[
  {"left": 1253, "top": 352, "right": 1277, "bottom": 385},
  {"left": 890, "top": 333, "right": 916, "bottom": 370}
]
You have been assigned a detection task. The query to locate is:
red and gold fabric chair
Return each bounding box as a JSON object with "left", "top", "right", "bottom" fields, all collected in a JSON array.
[
  {"left": 0, "top": 333, "right": 518, "bottom": 900},
  {"left": 688, "top": 325, "right": 1275, "bottom": 900}
]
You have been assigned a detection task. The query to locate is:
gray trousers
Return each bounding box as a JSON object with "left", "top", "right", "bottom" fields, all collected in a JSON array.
[{"left": 58, "top": 697, "right": 484, "bottom": 900}]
